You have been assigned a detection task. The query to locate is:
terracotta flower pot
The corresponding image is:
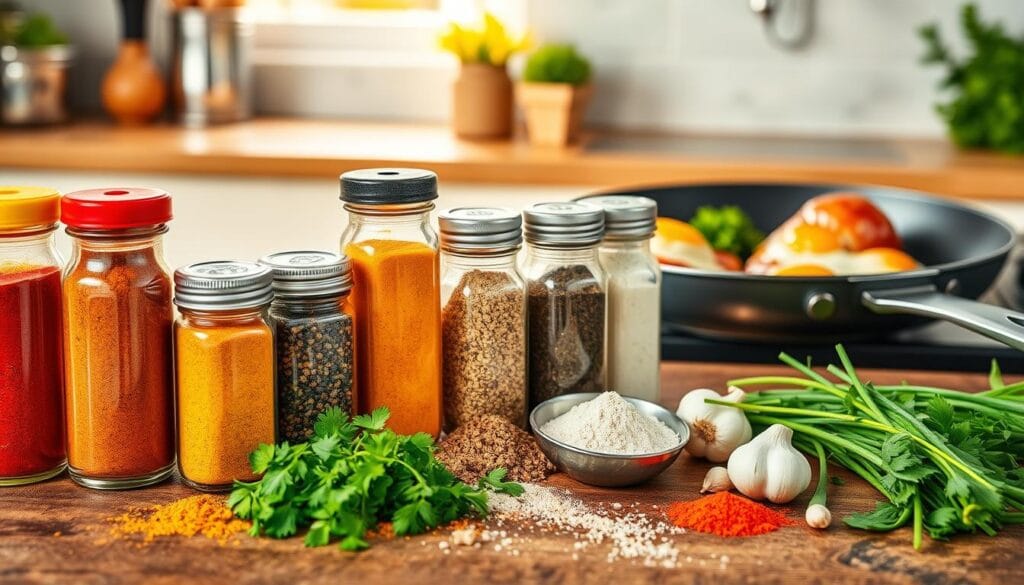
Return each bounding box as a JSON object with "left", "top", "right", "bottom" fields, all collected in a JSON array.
[
  {"left": 516, "top": 82, "right": 592, "bottom": 147},
  {"left": 452, "top": 63, "right": 512, "bottom": 140}
]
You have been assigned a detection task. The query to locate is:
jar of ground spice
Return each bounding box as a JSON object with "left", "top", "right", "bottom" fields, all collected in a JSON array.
[
  {"left": 174, "top": 261, "right": 276, "bottom": 492},
  {"left": 0, "top": 187, "right": 66, "bottom": 486},
  {"left": 577, "top": 195, "right": 661, "bottom": 402},
  {"left": 260, "top": 251, "right": 356, "bottom": 444},
  {"left": 61, "top": 187, "right": 176, "bottom": 489},
  {"left": 522, "top": 202, "right": 607, "bottom": 409},
  {"left": 439, "top": 207, "right": 527, "bottom": 431},
  {"left": 340, "top": 168, "right": 442, "bottom": 437}
]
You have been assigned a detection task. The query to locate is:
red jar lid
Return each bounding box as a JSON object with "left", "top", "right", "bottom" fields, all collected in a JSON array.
[{"left": 61, "top": 187, "right": 173, "bottom": 230}]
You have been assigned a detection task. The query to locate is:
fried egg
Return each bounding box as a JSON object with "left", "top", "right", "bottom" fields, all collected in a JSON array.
[
  {"left": 652, "top": 217, "right": 722, "bottom": 270},
  {"left": 748, "top": 193, "right": 919, "bottom": 276}
]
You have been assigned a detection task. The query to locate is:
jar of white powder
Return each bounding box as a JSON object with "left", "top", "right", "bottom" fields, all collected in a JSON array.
[{"left": 579, "top": 195, "right": 661, "bottom": 402}]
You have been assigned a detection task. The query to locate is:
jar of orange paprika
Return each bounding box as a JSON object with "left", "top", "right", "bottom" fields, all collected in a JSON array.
[
  {"left": 0, "top": 187, "right": 67, "bottom": 486},
  {"left": 340, "top": 168, "right": 442, "bottom": 437},
  {"left": 61, "top": 188, "right": 176, "bottom": 489}
]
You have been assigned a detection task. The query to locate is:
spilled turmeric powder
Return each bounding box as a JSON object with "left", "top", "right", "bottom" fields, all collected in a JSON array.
[{"left": 107, "top": 495, "right": 249, "bottom": 545}]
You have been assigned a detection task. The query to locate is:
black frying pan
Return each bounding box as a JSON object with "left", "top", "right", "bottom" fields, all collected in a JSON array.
[{"left": 594, "top": 183, "right": 1024, "bottom": 348}]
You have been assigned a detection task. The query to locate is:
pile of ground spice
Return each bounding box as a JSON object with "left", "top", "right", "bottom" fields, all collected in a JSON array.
[
  {"left": 107, "top": 495, "right": 250, "bottom": 545},
  {"left": 666, "top": 492, "right": 794, "bottom": 537},
  {"left": 436, "top": 415, "right": 555, "bottom": 483}
]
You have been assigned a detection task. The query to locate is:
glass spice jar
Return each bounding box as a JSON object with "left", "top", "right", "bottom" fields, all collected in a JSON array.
[
  {"left": 260, "top": 251, "right": 356, "bottom": 444},
  {"left": 340, "top": 168, "right": 442, "bottom": 437},
  {"left": 61, "top": 187, "right": 176, "bottom": 489},
  {"left": 578, "top": 195, "right": 661, "bottom": 402},
  {"left": 522, "top": 202, "right": 607, "bottom": 409},
  {"left": 439, "top": 207, "right": 527, "bottom": 431},
  {"left": 0, "top": 186, "right": 67, "bottom": 486},
  {"left": 174, "top": 261, "right": 276, "bottom": 492}
]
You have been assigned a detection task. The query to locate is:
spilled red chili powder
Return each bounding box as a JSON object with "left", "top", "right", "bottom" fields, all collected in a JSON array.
[{"left": 666, "top": 492, "right": 794, "bottom": 537}]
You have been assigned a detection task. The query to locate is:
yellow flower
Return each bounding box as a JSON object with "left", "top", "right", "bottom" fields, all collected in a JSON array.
[{"left": 437, "top": 12, "right": 527, "bottom": 67}]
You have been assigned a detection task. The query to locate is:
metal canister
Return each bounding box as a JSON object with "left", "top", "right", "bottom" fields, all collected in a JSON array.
[
  {"left": 170, "top": 7, "right": 253, "bottom": 127},
  {"left": 1, "top": 44, "right": 73, "bottom": 125}
]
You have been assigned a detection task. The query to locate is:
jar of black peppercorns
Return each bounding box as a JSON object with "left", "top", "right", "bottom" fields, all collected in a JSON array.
[{"left": 259, "top": 251, "right": 356, "bottom": 444}]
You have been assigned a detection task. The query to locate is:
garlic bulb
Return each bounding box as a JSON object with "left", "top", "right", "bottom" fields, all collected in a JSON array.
[
  {"left": 676, "top": 386, "right": 752, "bottom": 462},
  {"left": 727, "top": 424, "right": 811, "bottom": 504},
  {"left": 700, "top": 466, "right": 733, "bottom": 494}
]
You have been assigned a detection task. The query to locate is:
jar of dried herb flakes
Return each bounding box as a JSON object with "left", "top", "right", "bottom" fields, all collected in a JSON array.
[
  {"left": 577, "top": 195, "right": 661, "bottom": 402},
  {"left": 61, "top": 187, "right": 176, "bottom": 490},
  {"left": 174, "top": 261, "right": 276, "bottom": 492},
  {"left": 260, "top": 251, "right": 356, "bottom": 444},
  {"left": 0, "top": 187, "right": 66, "bottom": 486},
  {"left": 439, "top": 208, "right": 527, "bottom": 431},
  {"left": 522, "top": 202, "right": 607, "bottom": 409}
]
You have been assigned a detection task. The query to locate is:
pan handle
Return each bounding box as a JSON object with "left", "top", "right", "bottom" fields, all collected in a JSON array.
[{"left": 862, "top": 285, "right": 1024, "bottom": 351}]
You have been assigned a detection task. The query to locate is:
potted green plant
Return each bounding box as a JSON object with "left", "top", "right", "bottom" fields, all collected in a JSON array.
[
  {"left": 0, "top": 6, "right": 73, "bottom": 125},
  {"left": 920, "top": 4, "right": 1024, "bottom": 153},
  {"left": 516, "top": 44, "right": 592, "bottom": 147},
  {"left": 439, "top": 13, "right": 528, "bottom": 140}
]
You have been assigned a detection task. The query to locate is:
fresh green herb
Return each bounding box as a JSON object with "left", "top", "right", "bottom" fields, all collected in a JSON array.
[
  {"left": 688, "top": 205, "right": 765, "bottom": 259},
  {"left": 919, "top": 4, "right": 1024, "bottom": 153},
  {"left": 7, "top": 14, "right": 68, "bottom": 48},
  {"left": 712, "top": 345, "right": 1024, "bottom": 549},
  {"left": 228, "top": 406, "right": 521, "bottom": 551},
  {"left": 523, "top": 44, "right": 591, "bottom": 86}
]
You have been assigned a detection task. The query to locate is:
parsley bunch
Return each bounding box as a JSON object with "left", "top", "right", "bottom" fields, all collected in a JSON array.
[
  {"left": 228, "top": 407, "right": 522, "bottom": 551},
  {"left": 715, "top": 345, "right": 1024, "bottom": 549}
]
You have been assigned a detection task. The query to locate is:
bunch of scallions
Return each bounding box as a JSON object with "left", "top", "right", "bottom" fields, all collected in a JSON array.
[{"left": 710, "top": 345, "right": 1024, "bottom": 549}]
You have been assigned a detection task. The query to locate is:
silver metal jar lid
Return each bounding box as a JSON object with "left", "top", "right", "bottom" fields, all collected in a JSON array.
[
  {"left": 174, "top": 261, "right": 274, "bottom": 311},
  {"left": 522, "top": 202, "right": 605, "bottom": 247},
  {"left": 258, "top": 250, "right": 353, "bottom": 299},
  {"left": 576, "top": 195, "right": 657, "bottom": 240},
  {"left": 438, "top": 207, "right": 522, "bottom": 254}
]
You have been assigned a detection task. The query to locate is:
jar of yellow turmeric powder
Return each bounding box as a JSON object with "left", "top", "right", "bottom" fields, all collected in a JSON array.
[
  {"left": 173, "top": 261, "right": 276, "bottom": 492},
  {"left": 340, "top": 168, "right": 442, "bottom": 437}
]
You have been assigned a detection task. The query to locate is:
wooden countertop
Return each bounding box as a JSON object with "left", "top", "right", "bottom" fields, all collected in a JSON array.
[
  {"left": 3, "top": 361, "right": 1020, "bottom": 585},
  {"left": 2, "top": 118, "right": 1024, "bottom": 199}
]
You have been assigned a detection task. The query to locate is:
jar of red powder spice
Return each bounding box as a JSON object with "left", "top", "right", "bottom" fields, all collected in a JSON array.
[
  {"left": 61, "top": 188, "right": 176, "bottom": 489},
  {"left": 0, "top": 186, "right": 67, "bottom": 486}
]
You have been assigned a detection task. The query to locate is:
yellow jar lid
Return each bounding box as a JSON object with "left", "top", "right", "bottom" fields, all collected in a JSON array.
[{"left": 0, "top": 186, "right": 61, "bottom": 232}]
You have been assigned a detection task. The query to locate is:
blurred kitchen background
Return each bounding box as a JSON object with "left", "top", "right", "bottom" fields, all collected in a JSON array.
[{"left": 1, "top": 0, "right": 1023, "bottom": 267}]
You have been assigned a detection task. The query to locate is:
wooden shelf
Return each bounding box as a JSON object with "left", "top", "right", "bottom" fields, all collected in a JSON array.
[{"left": 2, "top": 118, "right": 1024, "bottom": 199}]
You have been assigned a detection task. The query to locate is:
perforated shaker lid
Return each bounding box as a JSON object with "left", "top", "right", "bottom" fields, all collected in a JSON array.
[
  {"left": 522, "top": 202, "right": 605, "bottom": 247},
  {"left": 259, "top": 250, "right": 353, "bottom": 299},
  {"left": 174, "top": 261, "right": 274, "bottom": 311},
  {"left": 576, "top": 195, "right": 657, "bottom": 240},
  {"left": 438, "top": 207, "right": 522, "bottom": 254}
]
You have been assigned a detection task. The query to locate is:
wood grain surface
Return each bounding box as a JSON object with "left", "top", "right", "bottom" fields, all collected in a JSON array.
[
  {"left": 2, "top": 119, "right": 1024, "bottom": 199},
  {"left": 1, "top": 361, "right": 1021, "bottom": 585}
]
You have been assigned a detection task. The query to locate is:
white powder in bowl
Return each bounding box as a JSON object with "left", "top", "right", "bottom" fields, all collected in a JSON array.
[{"left": 539, "top": 391, "right": 680, "bottom": 454}]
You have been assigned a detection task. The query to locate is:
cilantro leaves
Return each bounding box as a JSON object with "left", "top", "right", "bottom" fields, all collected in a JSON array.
[
  {"left": 727, "top": 345, "right": 1024, "bottom": 550},
  {"left": 228, "top": 407, "right": 521, "bottom": 550}
]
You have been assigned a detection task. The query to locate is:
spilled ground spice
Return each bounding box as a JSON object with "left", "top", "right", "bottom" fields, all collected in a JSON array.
[
  {"left": 107, "top": 495, "right": 250, "bottom": 545},
  {"left": 666, "top": 492, "right": 794, "bottom": 537},
  {"left": 436, "top": 414, "right": 555, "bottom": 484}
]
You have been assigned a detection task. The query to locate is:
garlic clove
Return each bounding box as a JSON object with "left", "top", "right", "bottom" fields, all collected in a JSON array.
[
  {"left": 700, "top": 466, "right": 733, "bottom": 494},
  {"left": 806, "top": 503, "right": 832, "bottom": 529}
]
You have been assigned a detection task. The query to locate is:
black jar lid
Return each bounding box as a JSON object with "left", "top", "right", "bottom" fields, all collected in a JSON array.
[
  {"left": 259, "top": 250, "right": 353, "bottom": 299},
  {"left": 340, "top": 168, "right": 438, "bottom": 205}
]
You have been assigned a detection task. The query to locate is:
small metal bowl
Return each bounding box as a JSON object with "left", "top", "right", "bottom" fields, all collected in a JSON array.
[{"left": 530, "top": 393, "right": 690, "bottom": 487}]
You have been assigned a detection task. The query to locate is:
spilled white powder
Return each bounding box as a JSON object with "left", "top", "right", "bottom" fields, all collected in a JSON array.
[
  {"left": 487, "top": 483, "right": 681, "bottom": 567},
  {"left": 540, "top": 391, "right": 680, "bottom": 454}
]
